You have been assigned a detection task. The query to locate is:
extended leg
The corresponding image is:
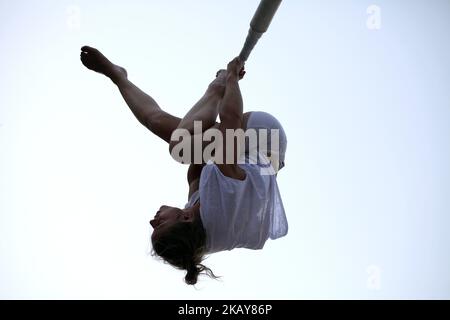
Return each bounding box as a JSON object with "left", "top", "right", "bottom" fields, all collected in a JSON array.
[
  {"left": 80, "top": 46, "right": 181, "bottom": 143},
  {"left": 115, "top": 79, "right": 181, "bottom": 143}
]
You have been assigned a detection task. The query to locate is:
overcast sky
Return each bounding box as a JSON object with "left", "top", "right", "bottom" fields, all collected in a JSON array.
[{"left": 1, "top": 0, "right": 449, "bottom": 299}]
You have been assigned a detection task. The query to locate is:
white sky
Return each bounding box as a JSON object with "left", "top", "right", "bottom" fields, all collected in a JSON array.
[{"left": 1, "top": 0, "right": 449, "bottom": 299}]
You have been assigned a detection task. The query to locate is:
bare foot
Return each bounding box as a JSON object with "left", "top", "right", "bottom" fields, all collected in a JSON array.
[
  {"left": 208, "top": 69, "right": 227, "bottom": 95},
  {"left": 214, "top": 67, "right": 245, "bottom": 84},
  {"left": 80, "top": 46, "right": 127, "bottom": 84},
  {"left": 215, "top": 69, "right": 227, "bottom": 79}
]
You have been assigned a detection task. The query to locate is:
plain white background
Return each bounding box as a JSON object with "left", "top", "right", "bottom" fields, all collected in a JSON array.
[{"left": 1, "top": 0, "right": 449, "bottom": 299}]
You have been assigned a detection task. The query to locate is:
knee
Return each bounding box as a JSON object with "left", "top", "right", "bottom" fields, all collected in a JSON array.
[{"left": 168, "top": 130, "right": 193, "bottom": 165}]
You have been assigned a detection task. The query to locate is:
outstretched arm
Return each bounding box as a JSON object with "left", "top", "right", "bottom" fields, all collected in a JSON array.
[{"left": 216, "top": 58, "right": 246, "bottom": 180}]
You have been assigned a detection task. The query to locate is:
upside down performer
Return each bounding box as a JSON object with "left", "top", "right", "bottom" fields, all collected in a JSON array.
[{"left": 80, "top": 46, "right": 288, "bottom": 285}]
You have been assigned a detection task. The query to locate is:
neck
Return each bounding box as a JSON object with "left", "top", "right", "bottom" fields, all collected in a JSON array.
[
  {"left": 192, "top": 202, "right": 201, "bottom": 219},
  {"left": 184, "top": 202, "right": 201, "bottom": 221}
]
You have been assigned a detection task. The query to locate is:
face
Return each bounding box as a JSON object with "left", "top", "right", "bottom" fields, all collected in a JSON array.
[{"left": 150, "top": 205, "right": 190, "bottom": 241}]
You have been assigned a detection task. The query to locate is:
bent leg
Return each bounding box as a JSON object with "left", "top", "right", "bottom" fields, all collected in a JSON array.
[{"left": 175, "top": 71, "right": 227, "bottom": 135}]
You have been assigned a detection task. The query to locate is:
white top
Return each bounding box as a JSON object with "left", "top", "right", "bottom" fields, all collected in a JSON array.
[{"left": 197, "top": 154, "right": 288, "bottom": 254}]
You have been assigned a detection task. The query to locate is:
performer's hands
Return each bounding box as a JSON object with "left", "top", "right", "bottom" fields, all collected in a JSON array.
[
  {"left": 227, "top": 57, "right": 246, "bottom": 80},
  {"left": 239, "top": 67, "right": 246, "bottom": 80}
]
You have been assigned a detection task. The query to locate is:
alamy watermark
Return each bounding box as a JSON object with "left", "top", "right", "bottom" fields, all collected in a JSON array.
[
  {"left": 366, "top": 264, "right": 382, "bottom": 290},
  {"left": 366, "top": 5, "right": 382, "bottom": 30},
  {"left": 66, "top": 5, "right": 81, "bottom": 31},
  {"left": 170, "top": 121, "right": 280, "bottom": 176}
]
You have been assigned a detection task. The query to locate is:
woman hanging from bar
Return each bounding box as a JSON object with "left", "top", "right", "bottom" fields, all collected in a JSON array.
[{"left": 80, "top": 46, "right": 287, "bottom": 285}]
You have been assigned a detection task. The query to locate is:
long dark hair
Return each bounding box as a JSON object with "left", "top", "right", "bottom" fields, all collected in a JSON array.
[{"left": 151, "top": 215, "right": 219, "bottom": 285}]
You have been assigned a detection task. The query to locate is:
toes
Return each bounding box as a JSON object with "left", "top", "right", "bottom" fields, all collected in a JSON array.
[
  {"left": 216, "top": 69, "right": 226, "bottom": 78},
  {"left": 80, "top": 52, "right": 90, "bottom": 66},
  {"left": 81, "top": 45, "right": 97, "bottom": 53}
]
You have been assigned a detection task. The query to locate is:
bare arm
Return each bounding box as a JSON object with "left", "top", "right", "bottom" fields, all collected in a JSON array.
[{"left": 216, "top": 58, "right": 246, "bottom": 180}]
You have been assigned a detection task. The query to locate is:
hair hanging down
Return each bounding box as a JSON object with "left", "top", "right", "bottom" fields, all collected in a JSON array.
[{"left": 151, "top": 216, "right": 219, "bottom": 285}]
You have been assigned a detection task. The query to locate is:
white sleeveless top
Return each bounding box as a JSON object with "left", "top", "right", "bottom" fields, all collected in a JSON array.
[{"left": 189, "top": 154, "right": 288, "bottom": 254}]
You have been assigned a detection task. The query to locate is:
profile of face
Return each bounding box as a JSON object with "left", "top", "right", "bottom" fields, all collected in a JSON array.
[
  {"left": 149, "top": 203, "right": 210, "bottom": 285},
  {"left": 150, "top": 205, "right": 194, "bottom": 241}
]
